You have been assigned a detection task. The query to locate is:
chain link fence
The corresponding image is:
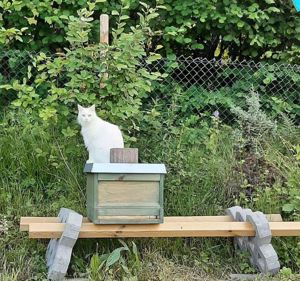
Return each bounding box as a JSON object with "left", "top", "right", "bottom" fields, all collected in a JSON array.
[
  {"left": 150, "top": 56, "right": 300, "bottom": 123},
  {"left": 1, "top": 51, "right": 299, "bottom": 123}
]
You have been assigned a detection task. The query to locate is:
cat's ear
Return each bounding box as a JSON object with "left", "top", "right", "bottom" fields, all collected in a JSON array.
[
  {"left": 89, "top": 104, "right": 96, "bottom": 111},
  {"left": 77, "top": 104, "right": 83, "bottom": 111}
]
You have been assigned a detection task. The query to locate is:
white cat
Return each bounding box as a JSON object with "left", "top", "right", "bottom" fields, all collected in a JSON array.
[{"left": 77, "top": 104, "right": 124, "bottom": 163}]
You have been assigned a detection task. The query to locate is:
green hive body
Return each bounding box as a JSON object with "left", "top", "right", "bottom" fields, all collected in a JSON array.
[{"left": 84, "top": 163, "right": 166, "bottom": 224}]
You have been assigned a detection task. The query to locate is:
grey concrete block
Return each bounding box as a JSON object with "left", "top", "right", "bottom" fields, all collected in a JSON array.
[
  {"left": 46, "top": 208, "right": 83, "bottom": 281},
  {"left": 226, "top": 206, "right": 243, "bottom": 221},
  {"left": 226, "top": 206, "right": 247, "bottom": 251},
  {"left": 247, "top": 240, "right": 258, "bottom": 265},
  {"left": 246, "top": 212, "right": 271, "bottom": 246},
  {"left": 227, "top": 206, "right": 280, "bottom": 275},
  {"left": 235, "top": 208, "right": 253, "bottom": 251},
  {"left": 257, "top": 256, "right": 280, "bottom": 274},
  {"left": 256, "top": 244, "right": 280, "bottom": 274},
  {"left": 230, "top": 274, "right": 265, "bottom": 281}
]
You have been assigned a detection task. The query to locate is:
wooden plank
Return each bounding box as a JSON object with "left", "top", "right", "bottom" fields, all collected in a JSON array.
[
  {"left": 110, "top": 148, "right": 138, "bottom": 163},
  {"left": 27, "top": 221, "right": 300, "bottom": 239},
  {"left": 20, "top": 217, "right": 90, "bottom": 231},
  {"left": 98, "top": 174, "right": 160, "bottom": 181},
  {"left": 20, "top": 214, "right": 283, "bottom": 231},
  {"left": 97, "top": 207, "right": 161, "bottom": 216},
  {"left": 100, "top": 14, "right": 109, "bottom": 88},
  {"left": 100, "top": 14, "right": 109, "bottom": 44},
  {"left": 97, "top": 216, "right": 160, "bottom": 224},
  {"left": 87, "top": 174, "right": 97, "bottom": 222},
  {"left": 98, "top": 181, "right": 160, "bottom": 204},
  {"left": 98, "top": 216, "right": 157, "bottom": 220}
]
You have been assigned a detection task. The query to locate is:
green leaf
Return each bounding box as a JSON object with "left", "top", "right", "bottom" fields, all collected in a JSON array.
[
  {"left": 146, "top": 53, "right": 161, "bottom": 63},
  {"left": 146, "top": 13, "right": 159, "bottom": 21},
  {"left": 223, "top": 34, "right": 233, "bottom": 41},
  {"left": 140, "top": 2, "right": 148, "bottom": 8},
  {"left": 267, "top": 7, "right": 280, "bottom": 13},
  {"left": 120, "top": 15, "right": 130, "bottom": 20},
  {"left": 27, "top": 17, "right": 37, "bottom": 25},
  {"left": 112, "top": 10, "right": 119, "bottom": 15},
  {"left": 282, "top": 204, "right": 295, "bottom": 213},
  {"left": 264, "top": 51, "right": 273, "bottom": 58},
  {"left": 183, "top": 38, "right": 192, "bottom": 43},
  {"left": 191, "top": 43, "right": 204, "bottom": 50},
  {"left": 62, "top": 127, "right": 76, "bottom": 137},
  {"left": 105, "top": 248, "right": 122, "bottom": 268},
  {"left": 263, "top": 73, "right": 275, "bottom": 85}
]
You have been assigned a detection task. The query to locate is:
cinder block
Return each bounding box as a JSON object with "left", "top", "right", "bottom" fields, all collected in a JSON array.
[
  {"left": 46, "top": 208, "right": 83, "bottom": 281},
  {"left": 227, "top": 206, "right": 280, "bottom": 275},
  {"left": 230, "top": 274, "right": 265, "bottom": 281},
  {"left": 256, "top": 244, "right": 280, "bottom": 274},
  {"left": 257, "top": 256, "right": 280, "bottom": 274},
  {"left": 247, "top": 240, "right": 258, "bottom": 264},
  {"left": 246, "top": 212, "right": 271, "bottom": 246},
  {"left": 226, "top": 206, "right": 246, "bottom": 251},
  {"left": 236, "top": 208, "right": 253, "bottom": 250},
  {"left": 226, "top": 206, "right": 243, "bottom": 220}
]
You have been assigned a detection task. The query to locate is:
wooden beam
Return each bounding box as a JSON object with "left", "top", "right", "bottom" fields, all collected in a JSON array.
[
  {"left": 100, "top": 14, "right": 109, "bottom": 44},
  {"left": 20, "top": 217, "right": 90, "bottom": 231},
  {"left": 110, "top": 148, "right": 139, "bottom": 163},
  {"left": 26, "top": 221, "right": 300, "bottom": 239},
  {"left": 20, "top": 215, "right": 282, "bottom": 231},
  {"left": 100, "top": 14, "right": 109, "bottom": 88}
]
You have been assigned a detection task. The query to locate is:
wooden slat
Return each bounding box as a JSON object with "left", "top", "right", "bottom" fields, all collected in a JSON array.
[
  {"left": 20, "top": 217, "right": 90, "bottom": 231},
  {"left": 20, "top": 215, "right": 283, "bottom": 231},
  {"left": 27, "top": 221, "right": 300, "bottom": 239},
  {"left": 97, "top": 216, "right": 160, "bottom": 224},
  {"left": 98, "top": 174, "right": 161, "bottom": 181},
  {"left": 98, "top": 216, "right": 157, "bottom": 220},
  {"left": 100, "top": 14, "right": 109, "bottom": 44},
  {"left": 110, "top": 148, "right": 138, "bottom": 163},
  {"left": 100, "top": 14, "right": 109, "bottom": 88},
  {"left": 98, "top": 181, "right": 159, "bottom": 204},
  {"left": 98, "top": 207, "right": 160, "bottom": 216}
]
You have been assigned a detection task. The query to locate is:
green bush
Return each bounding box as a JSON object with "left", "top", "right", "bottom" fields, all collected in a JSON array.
[
  {"left": 1, "top": 5, "right": 164, "bottom": 143},
  {"left": 1, "top": 0, "right": 300, "bottom": 62}
]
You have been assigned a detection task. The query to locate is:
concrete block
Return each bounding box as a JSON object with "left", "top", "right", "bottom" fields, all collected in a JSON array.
[
  {"left": 246, "top": 212, "right": 271, "bottom": 246},
  {"left": 46, "top": 208, "right": 83, "bottom": 281},
  {"left": 226, "top": 206, "right": 247, "bottom": 251},
  {"left": 236, "top": 208, "right": 253, "bottom": 250},
  {"left": 227, "top": 206, "right": 280, "bottom": 275},
  {"left": 256, "top": 244, "right": 280, "bottom": 274},
  {"left": 226, "top": 206, "right": 243, "bottom": 221},
  {"left": 230, "top": 274, "right": 265, "bottom": 281}
]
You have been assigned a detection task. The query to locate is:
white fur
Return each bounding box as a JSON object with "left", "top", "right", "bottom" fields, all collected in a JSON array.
[{"left": 77, "top": 104, "right": 124, "bottom": 163}]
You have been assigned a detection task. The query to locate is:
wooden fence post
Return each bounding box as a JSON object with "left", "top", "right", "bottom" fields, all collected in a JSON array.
[{"left": 100, "top": 14, "right": 109, "bottom": 88}]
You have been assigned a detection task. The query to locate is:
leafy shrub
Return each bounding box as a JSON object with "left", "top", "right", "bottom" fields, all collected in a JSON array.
[
  {"left": 231, "top": 90, "right": 277, "bottom": 154},
  {"left": 88, "top": 240, "right": 140, "bottom": 280},
  {"left": 1, "top": 0, "right": 300, "bottom": 62},
  {"left": 1, "top": 5, "right": 163, "bottom": 143}
]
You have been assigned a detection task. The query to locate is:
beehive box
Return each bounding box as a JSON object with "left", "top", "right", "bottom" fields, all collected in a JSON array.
[{"left": 84, "top": 163, "right": 166, "bottom": 224}]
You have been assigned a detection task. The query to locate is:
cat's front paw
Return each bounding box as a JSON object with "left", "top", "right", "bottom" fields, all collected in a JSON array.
[{"left": 86, "top": 159, "right": 94, "bottom": 163}]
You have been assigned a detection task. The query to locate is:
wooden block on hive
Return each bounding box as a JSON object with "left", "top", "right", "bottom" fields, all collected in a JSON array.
[{"left": 110, "top": 148, "right": 138, "bottom": 163}]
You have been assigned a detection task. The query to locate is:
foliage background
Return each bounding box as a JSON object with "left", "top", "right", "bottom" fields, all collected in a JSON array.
[
  {"left": 0, "top": 1, "right": 300, "bottom": 280},
  {"left": 1, "top": 0, "right": 300, "bottom": 62}
]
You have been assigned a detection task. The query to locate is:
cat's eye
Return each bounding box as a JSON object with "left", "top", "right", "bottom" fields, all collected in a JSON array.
[
  {"left": 88, "top": 114, "right": 91, "bottom": 117},
  {"left": 82, "top": 114, "right": 86, "bottom": 117}
]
